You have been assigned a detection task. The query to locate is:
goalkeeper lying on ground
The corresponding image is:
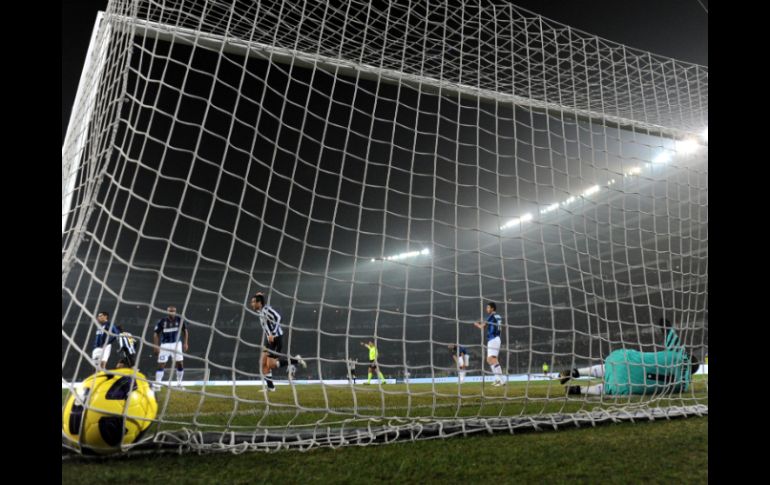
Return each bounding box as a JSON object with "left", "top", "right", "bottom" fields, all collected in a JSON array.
[{"left": 559, "top": 318, "right": 700, "bottom": 396}]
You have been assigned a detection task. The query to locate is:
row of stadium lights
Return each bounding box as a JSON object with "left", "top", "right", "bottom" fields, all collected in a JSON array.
[
  {"left": 500, "top": 128, "right": 708, "bottom": 232},
  {"left": 371, "top": 129, "right": 707, "bottom": 262},
  {"left": 371, "top": 248, "right": 430, "bottom": 263},
  {"left": 500, "top": 182, "right": 603, "bottom": 231}
]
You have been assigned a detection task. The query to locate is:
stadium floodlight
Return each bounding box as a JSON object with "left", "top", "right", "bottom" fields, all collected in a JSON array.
[
  {"left": 540, "top": 203, "right": 559, "bottom": 215},
  {"left": 373, "top": 249, "right": 431, "bottom": 262},
  {"left": 500, "top": 218, "right": 522, "bottom": 230},
  {"left": 676, "top": 138, "right": 700, "bottom": 155},
  {"left": 582, "top": 185, "right": 600, "bottom": 197},
  {"left": 501, "top": 213, "right": 533, "bottom": 230},
  {"left": 653, "top": 152, "right": 672, "bottom": 164}
]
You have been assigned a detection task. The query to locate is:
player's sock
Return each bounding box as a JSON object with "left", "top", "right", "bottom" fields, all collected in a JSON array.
[
  {"left": 367, "top": 371, "right": 372, "bottom": 384},
  {"left": 584, "top": 384, "right": 603, "bottom": 395},
  {"left": 492, "top": 363, "right": 503, "bottom": 381},
  {"left": 576, "top": 365, "right": 604, "bottom": 378},
  {"left": 379, "top": 371, "right": 385, "bottom": 383},
  {"left": 176, "top": 367, "right": 184, "bottom": 384},
  {"left": 155, "top": 369, "right": 164, "bottom": 386}
]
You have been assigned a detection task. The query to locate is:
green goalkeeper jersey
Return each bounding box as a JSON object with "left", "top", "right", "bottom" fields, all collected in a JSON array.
[{"left": 603, "top": 329, "right": 692, "bottom": 395}]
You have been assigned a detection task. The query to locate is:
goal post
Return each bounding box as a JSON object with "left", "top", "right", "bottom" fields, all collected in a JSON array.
[{"left": 62, "top": 0, "right": 708, "bottom": 455}]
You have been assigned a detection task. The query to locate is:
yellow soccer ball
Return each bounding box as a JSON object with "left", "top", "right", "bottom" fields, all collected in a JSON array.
[{"left": 62, "top": 368, "right": 157, "bottom": 454}]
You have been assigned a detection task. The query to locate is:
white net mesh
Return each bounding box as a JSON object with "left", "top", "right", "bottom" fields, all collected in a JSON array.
[{"left": 62, "top": 0, "right": 708, "bottom": 455}]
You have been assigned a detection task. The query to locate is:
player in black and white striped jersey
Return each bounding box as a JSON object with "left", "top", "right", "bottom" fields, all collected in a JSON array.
[
  {"left": 249, "top": 292, "right": 306, "bottom": 391},
  {"left": 115, "top": 327, "right": 137, "bottom": 368}
]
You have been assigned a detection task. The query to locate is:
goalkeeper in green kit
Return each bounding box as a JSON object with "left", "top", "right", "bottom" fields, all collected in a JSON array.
[{"left": 559, "top": 318, "right": 700, "bottom": 396}]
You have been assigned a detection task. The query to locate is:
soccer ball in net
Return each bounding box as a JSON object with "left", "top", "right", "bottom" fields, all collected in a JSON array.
[{"left": 62, "top": 368, "right": 157, "bottom": 454}]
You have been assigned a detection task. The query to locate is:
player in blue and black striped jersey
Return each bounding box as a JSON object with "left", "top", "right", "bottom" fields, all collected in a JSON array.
[
  {"left": 92, "top": 311, "right": 120, "bottom": 369},
  {"left": 473, "top": 301, "right": 505, "bottom": 386},
  {"left": 249, "top": 292, "right": 306, "bottom": 391},
  {"left": 153, "top": 306, "right": 189, "bottom": 390}
]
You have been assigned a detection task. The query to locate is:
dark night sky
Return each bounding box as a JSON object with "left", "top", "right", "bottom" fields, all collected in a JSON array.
[{"left": 62, "top": 0, "right": 708, "bottom": 144}]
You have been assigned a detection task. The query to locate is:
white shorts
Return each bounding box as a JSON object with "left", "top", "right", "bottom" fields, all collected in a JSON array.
[
  {"left": 487, "top": 337, "right": 501, "bottom": 358},
  {"left": 457, "top": 354, "right": 469, "bottom": 369},
  {"left": 91, "top": 344, "right": 111, "bottom": 365},
  {"left": 158, "top": 341, "right": 184, "bottom": 364}
]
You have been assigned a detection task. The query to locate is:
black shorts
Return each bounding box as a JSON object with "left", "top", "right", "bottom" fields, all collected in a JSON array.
[
  {"left": 368, "top": 359, "right": 377, "bottom": 368},
  {"left": 265, "top": 335, "right": 283, "bottom": 358}
]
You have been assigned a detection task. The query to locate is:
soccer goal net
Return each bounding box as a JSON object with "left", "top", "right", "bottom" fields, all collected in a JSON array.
[{"left": 62, "top": 0, "right": 708, "bottom": 455}]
